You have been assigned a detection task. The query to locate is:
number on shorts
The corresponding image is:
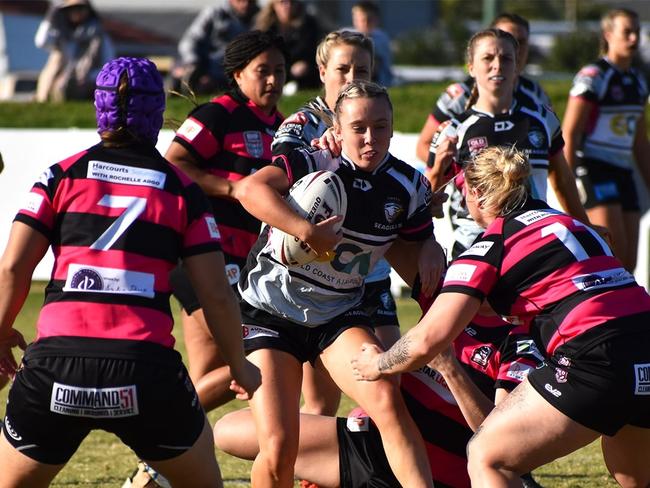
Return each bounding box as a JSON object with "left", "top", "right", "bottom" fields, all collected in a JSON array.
[
  {"left": 540, "top": 220, "right": 612, "bottom": 262},
  {"left": 90, "top": 195, "right": 147, "bottom": 251}
]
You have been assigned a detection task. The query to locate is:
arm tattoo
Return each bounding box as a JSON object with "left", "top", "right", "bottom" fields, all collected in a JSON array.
[{"left": 377, "top": 336, "right": 413, "bottom": 372}]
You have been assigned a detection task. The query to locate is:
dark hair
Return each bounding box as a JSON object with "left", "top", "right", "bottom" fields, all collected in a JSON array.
[
  {"left": 464, "top": 28, "right": 518, "bottom": 110},
  {"left": 353, "top": 1, "right": 380, "bottom": 19},
  {"left": 490, "top": 13, "right": 530, "bottom": 35},
  {"left": 223, "top": 30, "right": 289, "bottom": 87}
]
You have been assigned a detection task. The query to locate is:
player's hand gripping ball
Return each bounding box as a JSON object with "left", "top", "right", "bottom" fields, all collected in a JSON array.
[{"left": 270, "top": 170, "right": 347, "bottom": 266}]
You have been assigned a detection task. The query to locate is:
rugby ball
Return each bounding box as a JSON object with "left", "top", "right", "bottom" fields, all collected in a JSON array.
[{"left": 269, "top": 170, "right": 347, "bottom": 266}]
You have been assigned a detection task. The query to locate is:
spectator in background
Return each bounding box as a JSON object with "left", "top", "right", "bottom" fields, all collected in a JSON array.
[
  {"left": 171, "top": 0, "right": 259, "bottom": 95},
  {"left": 34, "top": 0, "right": 114, "bottom": 102},
  {"left": 254, "top": 0, "right": 322, "bottom": 91},
  {"left": 351, "top": 1, "right": 393, "bottom": 87}
]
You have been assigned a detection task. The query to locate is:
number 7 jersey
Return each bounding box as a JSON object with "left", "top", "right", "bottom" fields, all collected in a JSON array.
[
  {"left": 441, "top": 198, "right": 650, "bottom": 356},
  {"left": 14, "top": 143, "right": 222, "bottom": 349}
]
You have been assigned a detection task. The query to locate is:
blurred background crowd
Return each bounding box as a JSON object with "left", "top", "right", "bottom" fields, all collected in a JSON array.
[{"left": 1, "top": 0, "right": 650, "bottom": 102}]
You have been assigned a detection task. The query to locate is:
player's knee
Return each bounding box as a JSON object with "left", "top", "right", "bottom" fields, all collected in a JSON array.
[
  {"left": 466, "top": 430, "right": 493, "bottom": 472},
  {"left": 357, "top": 380, "right": 404, "bottom": 424},
  {"left": 258, "top": 430, "right": 299, "bottom": 470}
]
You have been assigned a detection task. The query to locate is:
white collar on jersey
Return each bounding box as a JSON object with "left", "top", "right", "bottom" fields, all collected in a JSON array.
[
  {"left": 470, "top": 99, "right": 518, "bottom": 118},
  {"left": 341, "top": 151, "right": 390, "bottom": 175}
]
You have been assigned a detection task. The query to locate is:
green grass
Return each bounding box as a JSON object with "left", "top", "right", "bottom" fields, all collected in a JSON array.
[
  {"left": 0, "top": 81, "right": 577, "bottom": 133},
  {"left": 0, "top": 283, "right": 617, "bottom": 487}
]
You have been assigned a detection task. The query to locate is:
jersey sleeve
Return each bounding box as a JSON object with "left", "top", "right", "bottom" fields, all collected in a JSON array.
[
  {"left": 181, "top": 182, "right": 223, "bottom": 257},
  {"left": 494, "top": 332, "right": 545, "bottom": 391},
  {"left": 172, "top": 102, "right": 225, "bottom": 164},
  {"left": 569, "top": 64, "right": 602, "bottom": 102},
  {"left": 13, "top": 164, "right": 60, "bottom": 239},
  {"left": 441, "top": 234, "right": 502, "bottom": 300},
  {"left": 431, "top": 81, "right": 471, "bottom": 125},
  {"left": 545, "top": 106, "right": 564, "bottom": 156},
  {"left": 271, "top": 110, "right": 312, "bottom": 155},
  {"left": 399, "top": 172, "right": 434, "bottom": 241}
]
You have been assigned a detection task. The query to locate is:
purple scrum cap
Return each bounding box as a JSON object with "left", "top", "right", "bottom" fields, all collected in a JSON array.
[{"left": 94, "top": 57, "right": 165, "bottom": 144}]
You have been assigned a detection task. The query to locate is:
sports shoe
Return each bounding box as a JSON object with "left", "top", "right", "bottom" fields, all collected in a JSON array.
[
  {"left": 122, "top": 461, "right": 172, "bottom": 488},
  {"left": 521, "top": 472, "right": 544, "bottom": 488}
]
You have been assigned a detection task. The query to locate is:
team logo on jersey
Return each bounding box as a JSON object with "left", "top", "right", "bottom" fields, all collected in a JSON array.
[
  {"left": 610, "top": 114, "right": 637, "bottom": 136},
  {"left": 634, "top": 363, "right": 650, "bottom": 395},
  {"left": 528, "top": 130, "right": 546, "bottom": 149},
  {"left": 244, "top": 131, "right": 264, "bottom": 158},
  {"left": 353, "top": 178, "right": 372, "bottom": 191},
  {"left": 467, "top": 137, "right": 488, "bottom": 154},
  {"left": 50, "top": 383, "right": 139, "bottom": 418},
  {"left": 470, "top": 345, "right": 493, "bottom": 369},
  {"left": 384, "top": 202, "right": 403, "bottom": 223},
  {"left": 611, "top": 85, "right": 624, "bottom": 101},
  {"left": 494, "top": 120, "right": 514, "bottom": 132}
]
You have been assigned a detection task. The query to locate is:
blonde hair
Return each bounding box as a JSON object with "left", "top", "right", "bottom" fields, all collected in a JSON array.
[
  {"left": 600, "top": 8, "right": 639, "bottom": 55},
  {"left": 464, "top": 146, "right": 530, "bottom": 216},
  {"left": 315, "top": 30, "right": 374, "bottom": 70},
  {"left": 464, "top": 28, "right": 518, "bottom": 110},
  {"left": 333, "top": 80, "right": 392, "bottom": 121}
]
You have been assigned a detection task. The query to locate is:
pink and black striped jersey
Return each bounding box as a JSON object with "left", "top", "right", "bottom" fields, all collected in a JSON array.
[
  {"left": 402, "top": 314, "right": 543, "bottom": 488},
  {"left": 442, "top": 198, "right": 650, "bottom": 355},
  {"left": 173, "top": 90, "right": 283, "bottom": 280},
  {"left": 14, "top": 143, "right": 222, "bottom": 349}
]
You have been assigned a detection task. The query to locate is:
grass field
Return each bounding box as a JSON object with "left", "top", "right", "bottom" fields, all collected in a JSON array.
[{"left": 0, "top": 283, "right": 618, "bottom": 487}]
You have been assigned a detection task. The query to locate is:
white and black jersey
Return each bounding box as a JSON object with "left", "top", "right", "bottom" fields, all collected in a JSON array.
[
  {"left": 429, "top": 99, "right": 563, "bottom": 254},
  {"left": 271, "top": 97, "right": 333, "bottom": 156},
  {"left": 569, "top": 57, "right": 648, "bottom": 170},
  {"left": 239, "top": 148, "right": 433, "bottom": 325},
  {"left": 271, "top": 96, "right": 392, "bottom": 284},
  {"left": 430, "top": 75, "right": 551, "bottom": 126}
]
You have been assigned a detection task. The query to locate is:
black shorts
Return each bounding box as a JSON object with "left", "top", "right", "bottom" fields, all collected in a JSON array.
[
  {"left": 170, "top": 264, "right": 240, "bottom": 314},
  {"left": 2, "top": 337, "right": 205, "bottom": 464},
  {"left": 528, "top": 313, "right": 650, "bottom": 436},
  {"left": 240, "top": 300, "right": 372, "bottom": 364},
  {"left": 362, "top": 278, "right": 399, "bottom": 328},
  {"left": 337, "top": 417, "right": 400, "bottom": 488},
  {"left": 574, "top": 159, "right": 640, "bottom": 212}
]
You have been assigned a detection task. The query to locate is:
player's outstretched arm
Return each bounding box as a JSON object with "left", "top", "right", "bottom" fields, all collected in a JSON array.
[{"left": 184, "top": 251, "right": 260, "bottom": 400}]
